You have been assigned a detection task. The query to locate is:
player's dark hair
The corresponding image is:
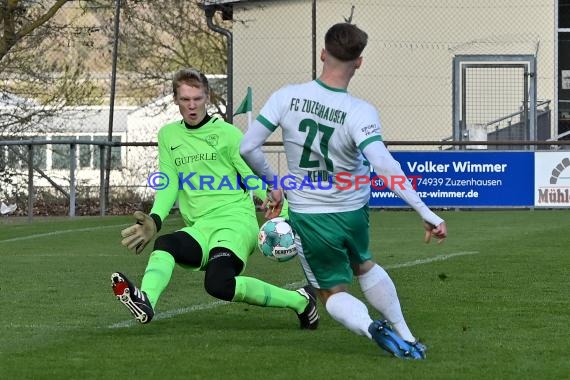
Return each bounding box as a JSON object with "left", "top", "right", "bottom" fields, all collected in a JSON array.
[
  {"left": 172, "top": 68, "right": 210, "bottom": 97},
  {"left": 324, "top": 23, "right": 368, "bottom": 61}
]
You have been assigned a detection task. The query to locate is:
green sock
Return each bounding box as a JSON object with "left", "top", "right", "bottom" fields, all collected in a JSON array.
[
  {"left": 140, "top": 250, "right": 175, "bottom": 309},
  {"left": 233, "top": 276, "right": 308, "bottom": 313}
]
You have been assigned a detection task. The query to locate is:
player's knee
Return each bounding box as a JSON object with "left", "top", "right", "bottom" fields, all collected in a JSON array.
[
  {"left": 204, "top": 248, "right": 242, "bottom": 301},
  {"left": 153, "top": 234, "right": 178, "bottom": 255},
  {"left": 204, "top": 271, "right": 236, "bottom": 301},
  {"left": 153, "top": 232, "right": 202, "bottom": 267}
]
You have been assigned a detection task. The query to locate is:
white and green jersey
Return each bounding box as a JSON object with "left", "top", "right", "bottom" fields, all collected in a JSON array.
[{"left": 256, "top": 79, "right": 382, "bottom": 213}]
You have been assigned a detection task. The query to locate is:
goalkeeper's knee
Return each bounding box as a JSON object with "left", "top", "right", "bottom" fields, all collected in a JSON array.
[
  {"left": 204, "top": 270, "right": 236, "bottom": 301},
  {"left": 203, "top": 249, "right": 241, "bottom": 301},
  {"left": 153, "top": 232, "right": 203, "bottom": 267}
]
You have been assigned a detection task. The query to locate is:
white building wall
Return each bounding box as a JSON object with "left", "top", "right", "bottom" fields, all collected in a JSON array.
[{"left": 232, "top": 0, "right": 554, "bottom": 146}]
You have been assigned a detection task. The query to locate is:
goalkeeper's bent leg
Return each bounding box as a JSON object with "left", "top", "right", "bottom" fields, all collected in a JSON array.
[
  {"left": 233, "top": 276, "right": 307, "bottom": 314},
  {"left": 141, "top": 250, "right": 175, "bottom": 309}
]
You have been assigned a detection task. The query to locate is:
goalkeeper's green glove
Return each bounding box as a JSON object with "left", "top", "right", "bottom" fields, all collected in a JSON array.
[{"left": 121, "top": 211, "right": 157, "bottom": 254}]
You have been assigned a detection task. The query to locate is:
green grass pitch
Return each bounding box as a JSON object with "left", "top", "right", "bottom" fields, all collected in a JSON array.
[{"left": 0, "top": 210, "right": 569, "bottom": 379}]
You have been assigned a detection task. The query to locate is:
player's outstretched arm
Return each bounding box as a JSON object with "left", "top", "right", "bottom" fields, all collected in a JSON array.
[
  {"left": 363, "top": 141, "right": 447, "bottom": 243},
  {"left": 121, "top": 211, "right": 158, "bottom": 254},
  {"left": 240, "top": 119, "right": 278, "bottom": 182},
  {"left": 240, "top": 120, "right": 285, "bottom": 219}
]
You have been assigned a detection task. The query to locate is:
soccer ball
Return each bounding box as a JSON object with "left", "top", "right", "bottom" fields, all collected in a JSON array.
[{"left": 257, "top": 217, "right": 298, "bottom": 262}]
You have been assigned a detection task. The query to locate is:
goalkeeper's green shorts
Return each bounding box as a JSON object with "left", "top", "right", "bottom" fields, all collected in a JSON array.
[
  {"left": 179, "top": 209, "right": 258, "bottom": 273},
  {"left": 289, "top": 205, "right": 371, "bottom": 289}
]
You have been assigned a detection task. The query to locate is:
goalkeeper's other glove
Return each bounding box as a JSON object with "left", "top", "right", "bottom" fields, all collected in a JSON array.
[{"left": 121, "top": 211, "right": 157, "bottom": 254}]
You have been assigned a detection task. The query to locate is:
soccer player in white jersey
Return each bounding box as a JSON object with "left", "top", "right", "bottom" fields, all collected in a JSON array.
[{"left": 240, "top": 23, "right": 447, "bottom": 359}]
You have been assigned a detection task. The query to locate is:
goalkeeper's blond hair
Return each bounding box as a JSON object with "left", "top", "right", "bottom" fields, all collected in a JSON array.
[{"left": 172, "top": 68, "right": 210, "bottom": 97}]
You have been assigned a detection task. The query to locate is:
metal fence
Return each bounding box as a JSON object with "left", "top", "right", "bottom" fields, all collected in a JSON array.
[
  {"left": 0, "top": 139, "right": 289, "bottom": 219},
  {"left": 3, "top": 139, "right": 570, "bottom": 220}
]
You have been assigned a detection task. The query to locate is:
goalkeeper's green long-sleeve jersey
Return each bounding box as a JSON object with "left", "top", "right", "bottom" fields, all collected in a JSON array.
[{"left": 150, "top": 117, "right": 265, "bottom": 226}]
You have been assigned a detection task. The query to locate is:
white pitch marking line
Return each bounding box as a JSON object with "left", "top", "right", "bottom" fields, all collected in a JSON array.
[
  {"left": 384, "top": 251, "right": 479, "bottom": 269},
  {"left": 108, "top": 250, "right": 479, "bottom": 329},
  {"left": 0, "top": 224, "right": 129, "bottom": 244},
  {"left": 108, "top": 301, "right": 230, "bottom": 329},
  {"left": 0, "top": 215, "right": 185, "bottom": 244}
]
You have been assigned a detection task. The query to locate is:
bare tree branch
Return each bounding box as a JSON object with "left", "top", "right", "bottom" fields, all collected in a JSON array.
[
  {"left": 95, "top": 0, "right": 228, "bottom": 111},
  {"left": 0, "top": 0, "right": 70, "bottom": 58}
]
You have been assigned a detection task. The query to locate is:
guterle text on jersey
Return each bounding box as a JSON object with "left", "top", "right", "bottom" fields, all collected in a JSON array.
[{"left": 173, "top": 153, "right": 218, "bottom": 166}]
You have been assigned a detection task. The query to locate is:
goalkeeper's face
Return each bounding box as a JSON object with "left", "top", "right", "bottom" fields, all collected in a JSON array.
[{"left": 174, "top": 83, "right": 209, "bottom": 126}]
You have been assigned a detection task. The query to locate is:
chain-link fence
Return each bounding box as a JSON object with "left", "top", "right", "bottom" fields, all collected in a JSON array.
[
  {"left": 0, "top": 140, "right": 288, "bottom": 219},
  {"left": 0, "top": 0, "right": 565, "bottom": 217},
  {"left": 230, "top": 0, "right": 553, "bottom": 144}
]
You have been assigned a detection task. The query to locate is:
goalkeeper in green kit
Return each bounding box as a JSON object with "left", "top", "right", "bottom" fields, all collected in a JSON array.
[{"left": 111, "top": 68, "right": 318, "bottom": 329}]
